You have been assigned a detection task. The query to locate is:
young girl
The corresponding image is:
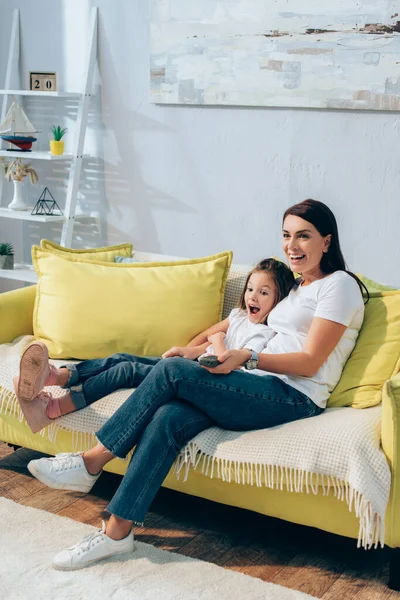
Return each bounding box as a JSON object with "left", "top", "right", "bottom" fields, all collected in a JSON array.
[
  {"left": 14, "top": 258, "right": 295, "bottom": 433},
  {"left": 166, "top": 258, "right": 295, "bottom": 370}
]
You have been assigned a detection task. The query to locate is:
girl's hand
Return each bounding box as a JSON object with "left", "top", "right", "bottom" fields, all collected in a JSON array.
[
  {"left": 162, "top": 346, "right": 201, "bottom": 360},
  {"left": 207, "top": 332, "right": 226, "bottom": 344},
  {"left": 202, "top": 349, "right": 251, "bottom": 375}
]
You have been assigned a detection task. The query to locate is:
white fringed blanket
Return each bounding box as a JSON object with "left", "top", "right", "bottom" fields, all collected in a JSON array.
[{"left": 0, "top": 337, "right": 391, "bottom": 549}]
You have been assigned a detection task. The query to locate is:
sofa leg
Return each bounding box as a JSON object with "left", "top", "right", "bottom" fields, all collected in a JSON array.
[{"left": 389, "top": 548, "right": 400, "bottom": 591}]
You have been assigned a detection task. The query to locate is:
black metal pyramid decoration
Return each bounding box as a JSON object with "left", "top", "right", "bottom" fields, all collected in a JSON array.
[{"left": 31, "top": 187, "right": 63, "bottom": 216}]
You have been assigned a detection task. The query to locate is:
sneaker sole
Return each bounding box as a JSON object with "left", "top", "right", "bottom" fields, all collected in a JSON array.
[
  {"left": 16, "top": 342, "right": 50, "bottom": 402},
  {"left": 52, "top": 547, "right": 135, "bottom": 571},
  {"left": 27, "top": 461, "right": 95, "bottom": 493}
]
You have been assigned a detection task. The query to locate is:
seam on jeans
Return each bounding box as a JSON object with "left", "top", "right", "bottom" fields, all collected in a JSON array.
[
  {"left": 110, "top": 414, "right": 210, "bottom": 521},
  {"left": 129, "top": 415, "right": 210, "bottom": 510},
  {"left": 104, "top": 382, "right": 173, "bottom": 453},
  {"left": 114, "top": 438, "right": 172, "bottom": 520},
  {"left": 171, "top": 373, "right": 304, "bottom": 406}
]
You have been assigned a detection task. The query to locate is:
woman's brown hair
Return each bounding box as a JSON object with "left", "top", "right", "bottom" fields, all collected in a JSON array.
[{"left": 283, "top": 199, "right": 369, "bottom": 302}]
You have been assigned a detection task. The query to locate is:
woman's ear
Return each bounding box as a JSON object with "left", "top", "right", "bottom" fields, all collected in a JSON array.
[{"left": 323, "top": 234, "right": 332, "bottom": 253}]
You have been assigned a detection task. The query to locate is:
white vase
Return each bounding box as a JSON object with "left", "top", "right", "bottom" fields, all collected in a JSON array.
[{"left": 8, "top": 180, "right": 29, "bottom": 211}]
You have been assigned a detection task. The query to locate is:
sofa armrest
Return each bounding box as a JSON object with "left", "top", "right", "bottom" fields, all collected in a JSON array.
[
  {"left": 382, "top": 371, "right": 400, "bottom": 547},
  {"left": 0, "top": 285, "right": 36, "bottom": 343}
]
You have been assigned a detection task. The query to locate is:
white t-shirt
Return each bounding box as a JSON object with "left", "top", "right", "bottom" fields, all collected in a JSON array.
[
  {"left": 203, "top": 307, "right": 276, "bottom": 358},
  {"left": 256, "top": 271, "right": 365, "bottom": 409}
]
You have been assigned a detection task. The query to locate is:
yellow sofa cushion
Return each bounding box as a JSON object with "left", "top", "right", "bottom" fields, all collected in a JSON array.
[
  {"left": 357, "top": 273, "right": 396, "bottom": 294},
  {"left": 40, "top": 239, "right": 133, "bottom": 262},
  {"left": 31, "top": 247, "right": 232, "bottom": 359},
  {"left": 328, "top": 290, "right": 400, "bottom": 409}
]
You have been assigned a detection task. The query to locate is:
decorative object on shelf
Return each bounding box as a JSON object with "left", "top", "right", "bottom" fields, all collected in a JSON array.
[
  {"left": 0, "top": 101, "right": 38, "bottom": 151},
  {"left": 29, "top": 71, "right": 57, "bottom": 92},
  {"left": 0, "top": 242, "right": 14, "bottom": 270},
  {"left": 3, "top": 157, "right": 38, "bottom": 211},
  {"left": 50, "top": 125, "right": 67, "bottom": 155},
  {"left": 31, "top": 187, "right": 63, "bottom": 216}
]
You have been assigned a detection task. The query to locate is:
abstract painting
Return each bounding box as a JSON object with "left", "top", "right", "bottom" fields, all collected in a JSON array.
[{"left": 150, "top": 0, "right": 400, "bottom": 110}]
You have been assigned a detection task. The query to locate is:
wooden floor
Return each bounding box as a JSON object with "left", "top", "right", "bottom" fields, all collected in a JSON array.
[{"left": 0, "top": 442, "right": 399, "bottom": 599}]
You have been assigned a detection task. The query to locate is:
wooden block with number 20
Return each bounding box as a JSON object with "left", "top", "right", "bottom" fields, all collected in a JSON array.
[{"left": 29, "top": 72, "right": 57, "bottom": 92}]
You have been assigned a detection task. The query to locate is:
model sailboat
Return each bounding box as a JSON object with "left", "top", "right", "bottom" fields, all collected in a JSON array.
[{"left": 0, "top": 101, "right": 38, "bottom": 151}]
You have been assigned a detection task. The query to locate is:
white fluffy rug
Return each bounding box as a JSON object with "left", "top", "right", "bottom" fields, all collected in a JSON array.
[{"left": 0, "top": 498, "right": 317, "bottom": 600}]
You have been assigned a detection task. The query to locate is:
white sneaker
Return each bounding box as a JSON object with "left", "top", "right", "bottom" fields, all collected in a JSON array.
[
  {"left": 27, "top": 452, "right": 101, "bottom": 493},
  {"left": 52, "top": 521, "right": 135, "bottom": 570}
]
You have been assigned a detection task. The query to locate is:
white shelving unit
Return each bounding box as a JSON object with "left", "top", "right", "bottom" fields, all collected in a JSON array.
[
  {"left": 0, "top": 150, "right": 79, "bottom": 160},
  {"left": 0, "top": 208, "right": 65, "bottom": 223},
  {"left": 0, "top": 7, "right": 98, "bottom": 284},
  {"left": 0, "top": 89, "right": 82, "bottom": 98}
]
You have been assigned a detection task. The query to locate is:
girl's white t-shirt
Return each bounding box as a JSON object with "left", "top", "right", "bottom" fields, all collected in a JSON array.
[
  {"left": 256, "top": 271, "right": 365, "bottom": 409},
  {"left": 205, "top": 307, "right": 276, "bottom": 356}
]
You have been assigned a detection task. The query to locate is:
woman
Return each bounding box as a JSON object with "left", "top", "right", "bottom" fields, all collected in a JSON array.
[{"left": 25, "top": 199, "right": 367, "bottom": 571}]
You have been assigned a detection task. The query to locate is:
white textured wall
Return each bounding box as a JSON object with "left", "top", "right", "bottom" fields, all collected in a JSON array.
[{"left": 0, "top": 0, "right": 399, "bottom": 293}]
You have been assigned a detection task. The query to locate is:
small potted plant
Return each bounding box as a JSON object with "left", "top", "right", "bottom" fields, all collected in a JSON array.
[
  {"left": 0, "top": 243, "right": 14, "bottom": 270},
  {"left": 50, "top": 126, "right": 67, "bottom": 155},
  {"left": 2, "top": 158, "right": 39, "bottom": 211}
]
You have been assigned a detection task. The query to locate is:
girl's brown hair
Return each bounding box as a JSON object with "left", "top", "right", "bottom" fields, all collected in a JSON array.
[
  {"left": 283, "top": 199, "right": 369, "bottom": 302},
  {"left": 238, "top": 258, "right": 296, "bottom": 323}
]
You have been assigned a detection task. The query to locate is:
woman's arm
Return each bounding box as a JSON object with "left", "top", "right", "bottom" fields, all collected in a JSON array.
[
  {"left": 187, "top": 317, "right": 230, "bottom": 347},
  {"left": 258, "top": 318, "right": 346, "bottom": 377},
  {"left": 204, "top": 317, "right": 346, "bottom": 376}
]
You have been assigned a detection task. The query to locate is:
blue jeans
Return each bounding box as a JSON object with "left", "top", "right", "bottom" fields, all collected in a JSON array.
[
  {"left": 69, "top": 355, "right": 322, "bottom": 525},
  {"left": 63, "top": 354, "right": 161, "bottom": 410}
]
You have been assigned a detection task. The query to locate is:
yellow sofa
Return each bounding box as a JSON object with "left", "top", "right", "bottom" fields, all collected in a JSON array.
[{"left": 1, "top": 256, "right": 400, "bottom": 591}]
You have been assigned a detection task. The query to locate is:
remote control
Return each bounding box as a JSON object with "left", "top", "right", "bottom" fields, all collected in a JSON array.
[{"left": 199, "top": 355, "right": 220, "bottom": 368}]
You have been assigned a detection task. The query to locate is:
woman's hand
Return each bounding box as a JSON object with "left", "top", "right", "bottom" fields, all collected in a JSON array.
[
  {"left": 162, "top": 346, "right": 202, "bottom": 360},
  {"left": 202, "top": 349, "right": 251, "bottom": 375}
]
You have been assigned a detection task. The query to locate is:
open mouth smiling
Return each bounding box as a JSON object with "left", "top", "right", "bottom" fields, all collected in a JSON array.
[
  {"left": 248, "top": 304, "right": 260, "bottom": 315},
  {"left": 289, "top": 254, "right": 306, "bottom": 262}
]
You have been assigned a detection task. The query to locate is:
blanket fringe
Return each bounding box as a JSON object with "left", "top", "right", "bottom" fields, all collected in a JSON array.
[
  {"left": 174, "top": 441, "right": 385, "bottom": 550},
  {"left": 0, "top": 385, "right": 99, "bottom": 451}
]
